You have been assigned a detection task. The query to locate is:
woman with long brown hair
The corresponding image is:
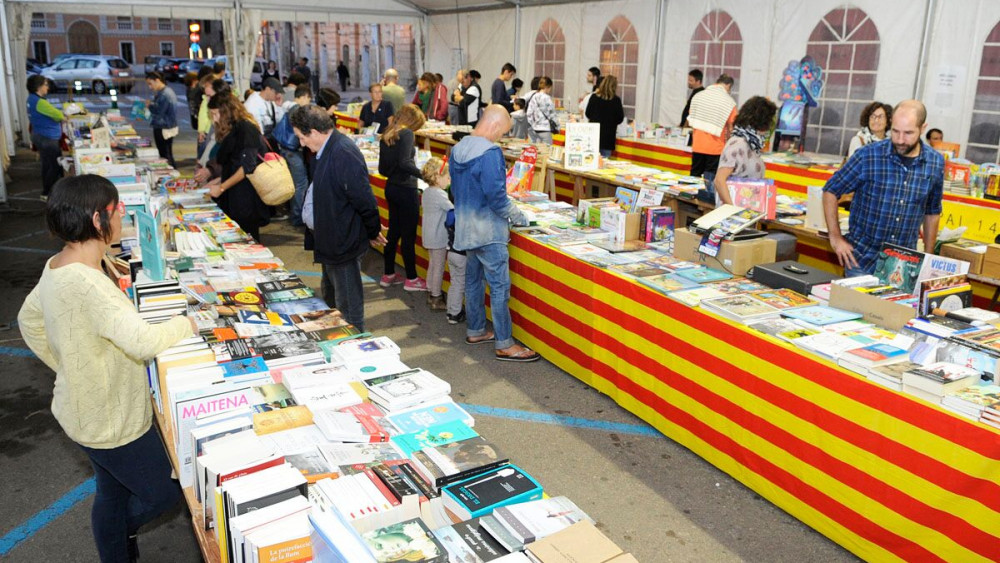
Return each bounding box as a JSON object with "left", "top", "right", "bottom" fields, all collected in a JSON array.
[
  {"left": 378, "top": 103, "right": 427, "bottom": 290},
  {"left": 585, "top": 74, "right": 625, "bottom": 157},
  {"left": 204, "top": 92, "right": 270, "bottom": 240}
]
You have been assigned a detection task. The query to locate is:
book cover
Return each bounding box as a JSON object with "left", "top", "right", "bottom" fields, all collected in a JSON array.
[
  {"left": 433, "top": 517, "right": 510, "bottom": 562},
  {"left": 674, "top": 267, "right": 733, "bottom": 284},
  {"left": 637, "top": 273, "right": 699, "bottom": 295},
  {"left": 782, "top": 306, "right": 863, "bottom": 326},
  {"left": 360, "top": 519, "right": 448, "bottom": 563},
  {"left": 411, "top": 436, "right": 509, "bottom": 489},
  {"left": 750, "top": 288, "right": 817, "bottom": 310},
  {"left": 706, "top": 277, "right": 769, "bottom": 295},
  {"left": 667, "top": 287, "right": 727, "bottom": 307},
  {"left": 728, "top": 178, "right": 777, "bottom": 220},
  {"left": 263, "top": 288, "right": 316, "bottom": 303},
  {"left": 700, "top": 295, "right": 781, "bottom": 322},
  {"left": 391, "top": 421, "right": 479, "bottom": 458},
  {"left": 251, "top": 330, "right": 324, "bottom": 363},
  {"left": 873, "top": 243, "right": 924, "bottom": 294},
  {"left": 841, "top": 342, "right": 909, "bottom": 367},
  {"left": 136, "top": 209, "right": 166, "bottom": 281},
  {"left": 258, "top": 279, "right": 308, "bottom": 293},
  {"left": 290, "top": 309, "right": 350, "bottom": 332},
  {"left": 442, "top": 465, "right": 543, "bottom": 520},
  {"left": 493, "top": 496, "right": 592, "bottom": 544},
  {"left": 285, "top": 448, "right": 339, "bottom": 483},
  {"left": 613, "top": 186, "right": 639, "bottom": 213},
  {"left": 385, "top": 400, "right": 475, "bottom": 434},
  {"left": 264, "top": 297, "right": 331, "bottom": 316},
  {"left": 642, "top": 206, "right": 675, "bottom": 243}
]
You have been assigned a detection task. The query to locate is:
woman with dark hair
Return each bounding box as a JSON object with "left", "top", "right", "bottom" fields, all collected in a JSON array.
[
  {"left": 378, "top": 103, "right": 428, "bottom": 291},
  {"left": 19, "top": 175, "right": 195, "bottom": 563},
  {"left": 315, "top": 86, "right": 341, "bottom": 115},
  {"left": 359, "top": 83, "right": 393, "bottom": 133},
  {"left": 262, "top": 60, "right": 280, "bottom": 82},
  {"left": 848, "top": 101, "right": 892, "bottom": 157},
  {"left": 204, "top": 93, "right": 270, "bottom": 240},
  {"left": 412, "top": 72, "right": 448, "bottom": 121},
  {"left": 525, "top": 76, "right": 557, "bottom": 144},
  {"left": 713, "top": 95, "right": 778, "bottom": 206},
  {"left": 585, "top": 75, "right": 625, "bottom": 157}
]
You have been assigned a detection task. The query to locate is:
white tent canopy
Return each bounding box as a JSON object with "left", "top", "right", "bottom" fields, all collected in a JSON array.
[{"left": 4, "top": 0, "right": 1000, "bottom": 202}]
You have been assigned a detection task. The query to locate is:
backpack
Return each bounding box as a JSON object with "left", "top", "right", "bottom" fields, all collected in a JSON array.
[{"left": 273, "top": 112, "right": 299, "bottom": 151}]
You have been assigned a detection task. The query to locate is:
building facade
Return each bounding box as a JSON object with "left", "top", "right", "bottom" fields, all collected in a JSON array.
[
  {"left": 28, "top": 14, "right": 223, "bottom": 68},
  {"left": 261, "top": 21, "right": 416, "bottom": 93}
]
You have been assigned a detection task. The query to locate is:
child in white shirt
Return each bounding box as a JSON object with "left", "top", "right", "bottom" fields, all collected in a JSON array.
[{"left": 420, "top": 157, "right": 454, "bottom": 311}]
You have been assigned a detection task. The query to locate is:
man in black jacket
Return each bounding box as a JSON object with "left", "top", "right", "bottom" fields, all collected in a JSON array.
[{"left": 292, "top": 105, "right": 386, "bottom": 331}]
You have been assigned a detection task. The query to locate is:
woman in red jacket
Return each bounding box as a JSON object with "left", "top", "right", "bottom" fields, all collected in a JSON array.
[{"left": 411, "top": 72, "right": 448, "bottom": 121}]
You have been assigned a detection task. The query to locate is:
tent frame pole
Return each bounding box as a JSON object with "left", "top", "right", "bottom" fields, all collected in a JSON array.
[{"left": 649, "top": 0, "right": 667, "bottom": 123}]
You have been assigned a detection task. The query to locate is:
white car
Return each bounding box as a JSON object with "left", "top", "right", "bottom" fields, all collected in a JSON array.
[{"left": 41, "top": 55, "right": 134, "bottom": 94}]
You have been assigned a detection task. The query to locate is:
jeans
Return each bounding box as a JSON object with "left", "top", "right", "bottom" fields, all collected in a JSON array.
[
  {"left": 384, "top": 185, "right": 420, "bottom": 280},
  {"left": 844, "top": 265, "right": 869, "bottom": 278},
  {"left": 465, "top": 243, "right": 514, "bottom": 349},
  {"left": 528, "top": 130, "right": 553, "bottom": 144},
  {"left": 323, "top": 254, "right": 366, "bottom": 332},
  {"left": 78, "top": 426, "right": 182, "bottom": 563},
  {"left": 32, "top": 133, "right": 63, "bottom": 195},
  {"left": 426, "top": 248, "right": 447, "bottom": 297},
  {"left": 152, "top": 128, "right": 175, "bottom": 167},
  {"left": 697, "top": 171, "right": 717, "bottom": 204},
  {"left": 446, "top": 251, "right": 467, "bottom": 316},
  {"left": 282, "top": 148, "right": 308, "bottom": 226}
]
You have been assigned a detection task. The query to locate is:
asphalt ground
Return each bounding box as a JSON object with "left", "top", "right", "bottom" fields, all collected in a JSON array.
[{"left": 0, "top": 116, "right": 857, "bottom": 562}]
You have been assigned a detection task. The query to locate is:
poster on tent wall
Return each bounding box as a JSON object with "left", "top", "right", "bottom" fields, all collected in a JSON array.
[
  {"left": 564, "top": 123, "right": 600, "bottom": 171},
  {"left": 776, "top": 56, "right": 825, "bottom": 150}
]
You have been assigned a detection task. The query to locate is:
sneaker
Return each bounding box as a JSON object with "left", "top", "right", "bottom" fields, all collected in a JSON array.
[
  {"left": 379, "top": 274, "right": 395, "bottom": 288},
  {"left": 446, "top": 309, "right": 466, "bottom": 324},
  {"left": 429, "top": 295, "right": 447, "bottom": 310},
  {"left": 404, "top": 277, "right": 428, "bottom": 292}
]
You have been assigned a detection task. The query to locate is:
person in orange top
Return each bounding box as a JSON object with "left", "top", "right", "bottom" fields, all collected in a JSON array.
[{"left": 687, "top": 74, "right": 737, "bottom": 203}]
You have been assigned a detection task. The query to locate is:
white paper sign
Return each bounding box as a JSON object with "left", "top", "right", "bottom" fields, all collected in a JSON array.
[{"left": 564, "top": 122, "right": 601, "bottom": 171}]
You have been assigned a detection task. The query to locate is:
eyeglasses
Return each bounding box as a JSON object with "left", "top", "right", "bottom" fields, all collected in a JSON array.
[
  {"left": 870, "top": 113, "right": 887, "bottom": 121},
  {"left": 105, "top": 201, "right": 126, "bottom": 215}
]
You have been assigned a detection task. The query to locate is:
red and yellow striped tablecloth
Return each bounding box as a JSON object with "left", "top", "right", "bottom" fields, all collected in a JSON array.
[{"left": 506, "top": 234, "right": 1000, "bottom": 562}]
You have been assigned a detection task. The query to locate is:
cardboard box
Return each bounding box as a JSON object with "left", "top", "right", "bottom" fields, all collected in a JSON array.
[
  {"left": 673, "top": 228, "right": 777, "bottom": 276},
  {"left": 940, "top": 242, "right": 984, "bottom": 275},
  {"left": 829, "top": 283, "right": 916, "bottom": 331},
  {"left": 983, "top": 244, "right": 1000, "bottom": 279}
]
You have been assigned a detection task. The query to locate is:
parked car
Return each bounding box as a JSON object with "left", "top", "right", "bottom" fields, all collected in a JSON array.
[
  {"left": 49, "top": 53, "right": 100, "bottom": 68},
  {"left": 26, "top": 59, "right": 45, "bottom": 76},
  {"left": 202, "top": 56, "right": 265, "bottom": 88},
  {"left": 159, "top": 58, "right": 190, "bottom": 82},
  {"left": 180, "top": 59, "right": 205, "bottom": 76},
  {"left": 41, "top": 55, "right": 134, "bottom": 94},
  {"left": 144, "top": 55, "right": 172, "bottom": 75}
]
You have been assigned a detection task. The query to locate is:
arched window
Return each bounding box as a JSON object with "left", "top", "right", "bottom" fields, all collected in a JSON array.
[
  {"left": 534, "top": 18, "right": 565, "bottom": 101},
  {"left": 689, "top": 10, "right": 743, "bottom": 101},
  {"left": 805, "top": 7, "right": 880, "bottom": 155},
  {"left": 600, "top": 15, "right": 639, "bottom": 117},
  {"left": 968, "top": 22, "right": 1000, "bottom": 164}
]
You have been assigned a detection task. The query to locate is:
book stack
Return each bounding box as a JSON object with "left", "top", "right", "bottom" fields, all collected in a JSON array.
[
  {"left": 133, "top": 278, "right": 188, "bottom": 323},
  {"left": 941, "top": 384, "right": 1000, "bottom": 427},
  {"left": 901, "top": 362, "right": 982, "bottom": 404}
]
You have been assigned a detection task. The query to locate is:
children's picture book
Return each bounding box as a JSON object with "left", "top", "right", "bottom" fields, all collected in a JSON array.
[
  {"left": 563, "top": 122, "right": 601, "bottom": 171},
  {"left": 700, "top": 295, "right": 781, "bottom": 324},
  {"left": 667, "top": 287, "right": 727, "bottom": 307},
  {"left": 614, "top": 187, "right": 639, "bottom": 213},
  {"left": 706, "top": 277, "right": 769, "bottom": 295},
  {"left": 506, "top": 145, "right": 537, "bottom": 195},
  {"left": 750, "top": 288, "right": 818, "bottom": 310},
  {"left": 727, "top": 178, "right": 777, "bottom": 220},
  {"left": 641, "top": 206, "right": 674, "bottom": 243},
  {"left": 637, "top": 273, "right": 700, "bottom": 294}
]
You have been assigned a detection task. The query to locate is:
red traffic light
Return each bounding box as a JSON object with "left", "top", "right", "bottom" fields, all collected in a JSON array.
[{"left": 189, "top": 33, "right": 200, "bottom": 43}]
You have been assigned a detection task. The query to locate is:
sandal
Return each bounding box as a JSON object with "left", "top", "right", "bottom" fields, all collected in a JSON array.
[
  {"left": 465, "top": 332, "right": 496, "bottom": 345},
  {"left": 495, "top": 347, "right": 541, "bottom": 362}
]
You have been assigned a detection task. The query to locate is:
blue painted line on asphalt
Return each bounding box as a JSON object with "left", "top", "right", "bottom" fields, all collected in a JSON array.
[
  {"left": 459, "top": 403, "right": 661, "bottom": 437},
  {"left": 0, "top": 478, "right": 96, "bottom": 556},
  {"left": 0, "top": 246, "right": 57, "bottom": 255},
  {"left": 0, "top": 346, "right": 36, "bottom": 358}
]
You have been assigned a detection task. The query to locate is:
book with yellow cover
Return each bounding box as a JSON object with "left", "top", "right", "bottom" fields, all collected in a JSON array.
[{"left": 253, "top": 406, "right": 314, "bottom": 435}]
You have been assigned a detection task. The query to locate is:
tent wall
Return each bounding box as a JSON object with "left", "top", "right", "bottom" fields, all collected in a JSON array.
[{"left": 427, "top": 9, "right": 516, "bottom": 87}]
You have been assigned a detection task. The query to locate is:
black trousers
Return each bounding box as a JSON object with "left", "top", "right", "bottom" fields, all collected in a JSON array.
[
  {"left": 32, "top": 134, "right": 63, "bottom": 195},
  {"left": 383, "top": 184, "right": 420, "bottom": 280},
  {"left": 690, "top": 152, "right": 720, "bottom": 178},
  {"left": 152, "top": 128, "right": 175, "bottom": 168}
]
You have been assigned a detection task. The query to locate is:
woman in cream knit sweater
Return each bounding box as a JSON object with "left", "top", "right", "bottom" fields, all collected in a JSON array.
[{"left": 19, "top": 175, "right": 194, "bottom": 562}]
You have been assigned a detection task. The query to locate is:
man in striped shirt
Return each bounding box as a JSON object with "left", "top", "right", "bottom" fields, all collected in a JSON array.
[
  {"left": 822, "top": 100, "right": 944, "bottom": 276},
  {"left": 687, "top": 74, "right": 737, "bottom": 202}
]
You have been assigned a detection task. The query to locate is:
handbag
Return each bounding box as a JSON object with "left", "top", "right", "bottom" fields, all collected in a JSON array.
[
  {"left": 527, "top": 92, "right": 559, "bottom": 134},
  {"left": 247, "top": 137, "right": 295, "bottom": 205},
  {"left": 162, "top": 126, "right": 180, "bottom": 140}
]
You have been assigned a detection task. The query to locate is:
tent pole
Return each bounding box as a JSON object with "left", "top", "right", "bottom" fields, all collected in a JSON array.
[
  {"left": 513, "top": 2, "right": 521, "bottom": 72},
  {"left": 649, "top": 0, "right": 667, "bottom": 123},
  {"left": 0, "top": 0, "right": 18, "bottom": 155},
  {"left": 914, "top": 0, "right": 936, "bottom": 99}
]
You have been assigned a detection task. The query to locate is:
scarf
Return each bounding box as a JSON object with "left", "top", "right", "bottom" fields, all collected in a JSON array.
[
  {"left": 731, "top": 126, "right": 764, "bottom": 153},
  {"left": 858, "top": 126, "right": 879, "bottom": 146},
  {"left": 687, "top": 84, "right": 737, "bottom": 137}
]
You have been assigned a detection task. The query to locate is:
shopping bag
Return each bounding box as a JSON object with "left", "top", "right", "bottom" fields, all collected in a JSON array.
[{"left": 247, "top": 138, "right": 294, "bottom": 205}]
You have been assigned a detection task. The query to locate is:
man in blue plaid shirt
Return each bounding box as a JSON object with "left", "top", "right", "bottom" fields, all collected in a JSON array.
[{"left": 822, "top": 100, "right": 944, "bottom": 276}]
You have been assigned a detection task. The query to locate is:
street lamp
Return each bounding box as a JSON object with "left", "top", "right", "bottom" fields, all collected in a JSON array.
[{"left": 109, "top": 88, "right": 118, "bottom": 110}]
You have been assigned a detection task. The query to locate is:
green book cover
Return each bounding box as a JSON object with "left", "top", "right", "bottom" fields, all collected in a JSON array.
[{"left": 390, "top": 420, "right": 479, "bottom": 457}]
